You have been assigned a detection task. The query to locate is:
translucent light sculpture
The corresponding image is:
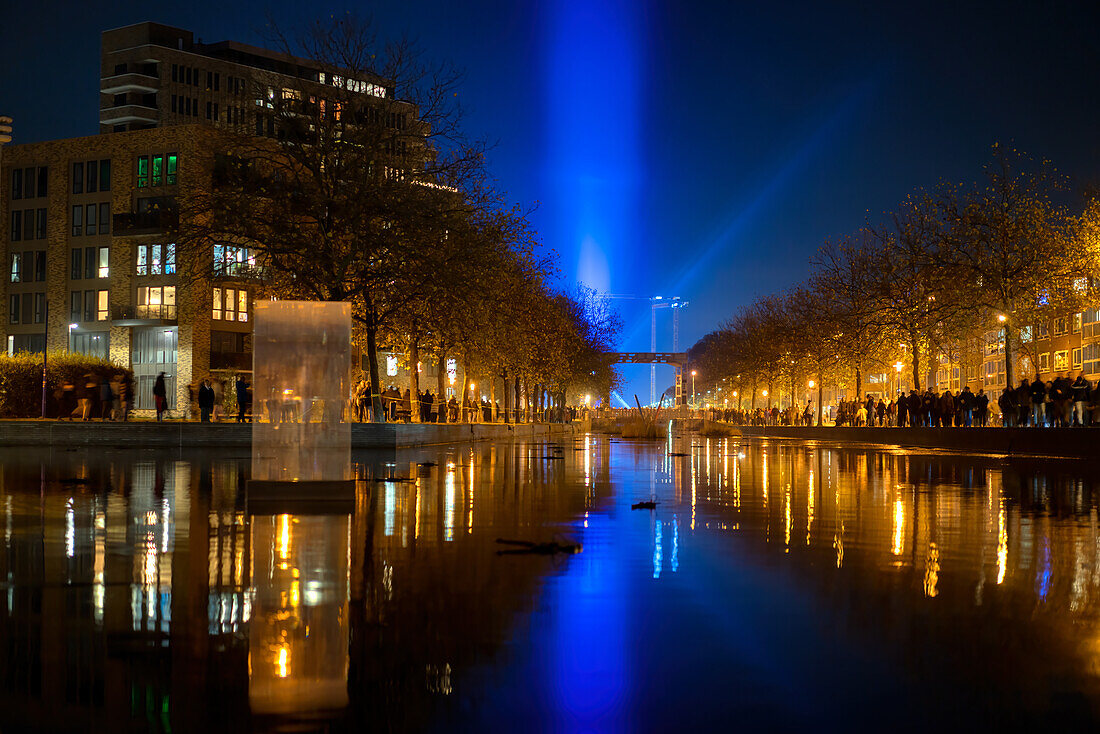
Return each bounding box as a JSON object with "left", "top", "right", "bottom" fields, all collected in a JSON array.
[
  {"left": 247, "top": 301, "right": 353, "bottom": 719},
  {"left": 251, "top": 301, "right": 351, "bottom": 484}
]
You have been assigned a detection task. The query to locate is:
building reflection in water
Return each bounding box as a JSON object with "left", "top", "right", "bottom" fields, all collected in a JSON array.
[{"left": 6, "top": 438, "right": 1100, "bottom": 729}]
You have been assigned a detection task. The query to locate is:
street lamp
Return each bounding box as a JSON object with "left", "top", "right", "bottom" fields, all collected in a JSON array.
[
  {"left": 68, "top": 323, "right": 78, "bottom": 353},
  {"left": 690, "top": 370, "right": 697, "bottom": 410}
]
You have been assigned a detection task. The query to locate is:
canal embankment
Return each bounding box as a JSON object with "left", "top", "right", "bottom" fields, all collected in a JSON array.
[
  {"left": 737, "top": 425, "right": 1099, "bottom": 459},
  {"left": 0, "top": 420, "right": 585, "bottom": 449}
]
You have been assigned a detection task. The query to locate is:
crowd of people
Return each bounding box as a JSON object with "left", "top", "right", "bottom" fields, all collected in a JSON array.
[
  {"left": 351, "top": 379, "right": 584, "bottom": 423},
  {"left": 699, "top": 371, "right": 1100, "bottom": 428},
  {"left": 54, "top": 372, "right": 133, "bottom": 422}
]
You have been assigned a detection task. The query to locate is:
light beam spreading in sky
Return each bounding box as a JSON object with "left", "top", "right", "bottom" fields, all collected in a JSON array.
[
  {"left": 544, "top": 0, "right": 643, "bottom": 294},
  {"left": 620, "top": 80, "right": 878, "bottom": 353}
]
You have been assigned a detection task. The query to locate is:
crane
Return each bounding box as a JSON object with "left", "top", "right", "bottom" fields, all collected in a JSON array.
[{"left": 600, "top": 294, "right": 689, "bottom": 405}]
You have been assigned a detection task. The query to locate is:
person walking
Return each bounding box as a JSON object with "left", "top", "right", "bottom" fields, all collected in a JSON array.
[
  {"left": 235, "top": 374, "right": 250, "bottom": 423},
  {"left": 100, "top": 377, "right": 115, "bottom": 421},
  {"left": 153, "top": 372, "right": 168, "bottom": 421},
  {"left": 1015, "top": 379, "right": 1030, "bottom": 427},
  {"left": 119, "top": 372, "right": 132, "bottom": 421},
  {"left": 998, "top": 386, "right": 1016, "bottom": 427},
  {"left": 1028, "top": 376, "right": 1047, "bottom": 427},
  {"left": 938, "top": 390, "right": 956, "bottom": 428},
  {"left": 198, "top": 379, "right": 215, "bottom": 423},
  {"left": 957, "top": 385, "right": 975, "bottom": 428},
  {"left": 59, "top": 380, "right": 77, "bottom": 421},
  {"left": 975, "top": 388, "right": 989, "bottom": 427},
  {"left": 1050, "top": 373, "right": 1073, "bottom": 427},
  {"left": 211, "top": 377, "right": 224, "bottom": 422},
  {"left": 1072, "top": 372, "right": 1092, "bottom": 426}
]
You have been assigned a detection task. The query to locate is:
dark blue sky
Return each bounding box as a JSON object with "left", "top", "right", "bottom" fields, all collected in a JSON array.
[{"left": 4, "top": 0, "right": 1099, "bottom": 400}]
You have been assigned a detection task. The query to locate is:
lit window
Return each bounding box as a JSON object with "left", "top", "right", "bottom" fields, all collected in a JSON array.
[
  {"left": 96, "top": 290, "right": 109, "bottom": 321},
  {"left": 97, "top": 247, "right": 109, "bottom": 278},
  {"left": 137, "top": 156, "right": 149, "bottom": 188},
  {"left": 212, "top": 287, "right": 222, "bottom": 320},
  {"left": 387, "top": 355, "right": 398, "bottom": 376},
  {"left": 136, "top": 246, "right": 148, "bottom": 275},
  {"left": 137, "top": 285, "right": 176, "bottom": 319},
  {"left": 238, "top": 289, "right": 247, "bottom": 322},
  {"left": 1054, "top": 350, "right": 1069, "bottom": 372},
  {"left": 166, "top": 153, "right": 178, "bottom": 185},
  {"left": 151, "top": 154, "right": 164, "bottom": 187}
]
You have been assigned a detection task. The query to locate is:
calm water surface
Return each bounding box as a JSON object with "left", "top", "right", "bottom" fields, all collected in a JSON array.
[{"left": 2, "top": 434, "right": 1100, "bottom": 732}]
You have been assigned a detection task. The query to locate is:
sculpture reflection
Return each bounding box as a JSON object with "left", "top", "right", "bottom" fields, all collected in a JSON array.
[{"left": 249, "top": 512, "right": 350, "bottom": 718}]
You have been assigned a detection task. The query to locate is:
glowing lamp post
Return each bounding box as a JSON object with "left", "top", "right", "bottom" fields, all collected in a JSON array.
[{"left": 691, "top": 370, "right": 697, "bottom": 411}]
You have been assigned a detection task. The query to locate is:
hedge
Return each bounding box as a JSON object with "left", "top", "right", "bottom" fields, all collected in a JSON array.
[{"left": 0, "top": 351, "right": 134, "bottom": 418}]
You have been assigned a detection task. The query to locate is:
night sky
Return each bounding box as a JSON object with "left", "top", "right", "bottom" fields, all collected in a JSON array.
[{"left": 4, "top": 0, "right": 1100, "bottom": 401}]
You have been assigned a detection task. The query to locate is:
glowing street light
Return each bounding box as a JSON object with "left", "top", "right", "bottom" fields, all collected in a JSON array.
[
  {"left": 997, "top": 313, "right": 1007, "bottom": 323},
  {"left": 67, "top": 323, "right": 78, "bottom": 353},
  {"left": 808, "top": 380, "right": 815, "bottom": 389},
  {"left": 690, "top": 370, "right": 697, "bottom": 409}
]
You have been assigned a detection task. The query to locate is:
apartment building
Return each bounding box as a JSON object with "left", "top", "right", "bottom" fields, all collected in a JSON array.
[
  {"left": 2, "top": 21, "right": 422, "bottom": 413},
  {"left": 99, "top": 22, "right": 393, "bottom": 133}
]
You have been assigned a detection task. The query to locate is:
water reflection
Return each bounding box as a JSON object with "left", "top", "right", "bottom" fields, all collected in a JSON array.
[
  {"left": 3, "top": 438, "right": 1100, "bottom": 730},
  {"left": 249, "top": 512, "right": 349, "bottom": 718}
]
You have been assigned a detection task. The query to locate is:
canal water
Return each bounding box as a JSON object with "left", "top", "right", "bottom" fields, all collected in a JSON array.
[{"left": 2, "top": 434, "right": 1100, "bottom": 732}]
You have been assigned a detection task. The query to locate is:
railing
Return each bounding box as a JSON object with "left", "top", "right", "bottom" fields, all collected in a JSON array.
[
  {"left": 113, "top": 304, "right": 177, "bottom": 322},
  {"left": 100, "top": 73, "right": 160, "bottom": 95},
  {"left": 99, "top": 104, "right": 159, "bottom": 126},
  {"left": 210, "top": 351, "right": 251, "bottom": 370},
  {"left": 113, "top": 210, "right": 178, "bottom": 235}
]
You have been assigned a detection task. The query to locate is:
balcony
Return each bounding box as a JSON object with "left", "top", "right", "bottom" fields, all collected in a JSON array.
[
  {"left": 113, "top": 210, "right": 178, "bottom": 236},
  {"left": 112, "top": 304, "right": 177, "bottom": 326},
  {"left": 210, "top": 351, "right": 252, "bottom": 371},
  {"left": 99, "top": 104, "right": 159, "bottom": 126},
  {"left": 100, "top": 73, "right": 160, "bottom": 95}
]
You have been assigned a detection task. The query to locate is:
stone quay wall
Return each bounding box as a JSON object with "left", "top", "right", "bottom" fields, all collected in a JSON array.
[
  {"left": 0, "top": 420, "right": 585, "bottom": 450},
  {"left": 737, "top": 425, "right": 1099, "bottom": 459}
]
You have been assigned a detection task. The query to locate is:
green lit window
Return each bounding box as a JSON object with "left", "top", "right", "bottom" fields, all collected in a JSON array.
[
  {"left": 137, "top": 156, "right": 149, "bottom": 188},
  {"left": 151, "top": 154, "right": 164, "bottom": 187},
  {"left": 166, "top": 153, "right": 178, "bottom": 185}
]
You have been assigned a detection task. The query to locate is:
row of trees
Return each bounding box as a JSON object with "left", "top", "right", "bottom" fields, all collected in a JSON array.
[
  {"left": 171, "top": 15, "right": 619, "bottom": 420},
  {"left": 689, "top": 145, "right": 1100, "bottom": 419}
]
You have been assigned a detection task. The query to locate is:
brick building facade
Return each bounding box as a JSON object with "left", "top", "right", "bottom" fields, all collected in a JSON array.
[
  {"left": 2, "top": 20, "right": 429, "bottom": 415},
  {"left": 1, "top": 125, "right": 252, "bottom": 412}
]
